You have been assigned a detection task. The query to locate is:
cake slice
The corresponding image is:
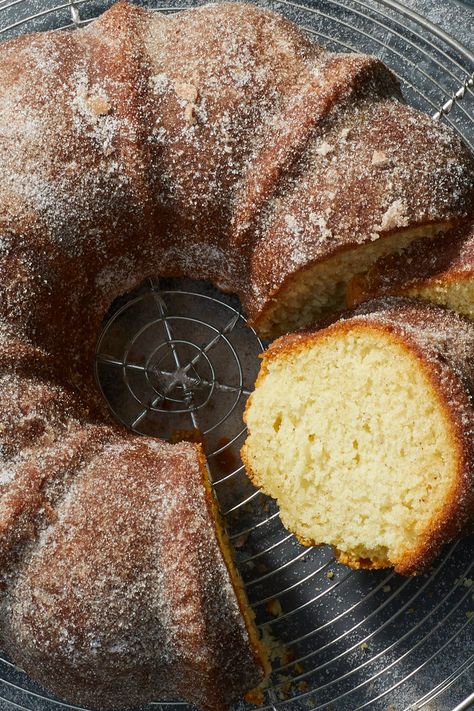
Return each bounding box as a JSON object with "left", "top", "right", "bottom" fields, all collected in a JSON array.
[
  {"left": 242, "top": 298, "right": 474, "bottom": 575},
  {"left": 347, "top": 223, "right": 474, "bottom": 320}
]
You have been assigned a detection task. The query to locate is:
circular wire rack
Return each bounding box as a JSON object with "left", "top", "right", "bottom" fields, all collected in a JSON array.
[{"left": 0, "top": 0, "right": 473, "bottom": 710}]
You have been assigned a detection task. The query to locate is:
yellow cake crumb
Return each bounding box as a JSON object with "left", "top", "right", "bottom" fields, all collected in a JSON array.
[{"left": 243, "top": 326, "right": 457, "bottom": 571}]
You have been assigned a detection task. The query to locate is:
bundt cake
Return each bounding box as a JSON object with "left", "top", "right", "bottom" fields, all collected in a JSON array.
[
  {"left": 0, "top": 0, "right": 473, "bottom": 706},
  {"left": 242, "top": 298, "right": 474, "bottom": 575},
  {"left": 347, "top": 222, "right": 474, "bottom": 319}
]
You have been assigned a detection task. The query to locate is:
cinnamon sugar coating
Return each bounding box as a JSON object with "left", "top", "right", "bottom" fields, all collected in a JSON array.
[
  {"left": 1, "top": 438, "right": 265, "bottom": 711},
  {"left": 0, "top": 342, "right": 266, "bottom": 709},
  {"left": 0, "top": 0, "right": 473, "bottom": 706}
]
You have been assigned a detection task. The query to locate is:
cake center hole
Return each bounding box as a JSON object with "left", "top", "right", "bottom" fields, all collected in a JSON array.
[{"left": 95, "top": 278, "right": 265, "bottom": 440}]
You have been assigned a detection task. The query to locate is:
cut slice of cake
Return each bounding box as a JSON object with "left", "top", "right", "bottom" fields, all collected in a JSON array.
[{"left": 242, "top": 298, "right": 474, "bottom": 575}]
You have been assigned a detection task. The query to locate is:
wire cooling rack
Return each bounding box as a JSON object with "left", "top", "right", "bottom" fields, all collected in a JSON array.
[{"left": 0, "top": 0, "right": 473, "bottom": 710}]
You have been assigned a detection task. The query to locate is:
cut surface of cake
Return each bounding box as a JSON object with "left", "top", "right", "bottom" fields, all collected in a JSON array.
[
  {"left": 347, "top": 222, "right": 474, "bottom": 320},
  {"left": 242, "top": 298, "right": 474, "bottom": 575}
]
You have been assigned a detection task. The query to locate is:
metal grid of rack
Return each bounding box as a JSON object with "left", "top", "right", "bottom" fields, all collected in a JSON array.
[{"left": 0, "top": 0, "right": 473, "bottom": 709}]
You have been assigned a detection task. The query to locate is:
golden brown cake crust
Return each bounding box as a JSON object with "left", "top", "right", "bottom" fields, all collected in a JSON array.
[
  {"left": 243, "top": 298, "right": 474, "bottom": 575},
  {"left": 0, "top": 335, "right": 267, "bottom": 710}
]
